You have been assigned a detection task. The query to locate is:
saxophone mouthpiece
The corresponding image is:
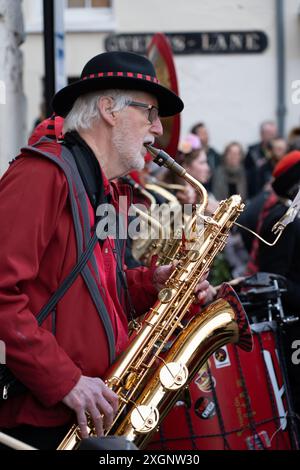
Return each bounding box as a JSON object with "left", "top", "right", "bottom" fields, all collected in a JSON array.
[
  {"left": 144, "top": 144, "right": 208, "bottom": 213},
  {"left": 144, "top": 143, "right": 159, "bottom": 158},
  {"left": 145, "top": 144, "right": 186, "bottom": 177}
]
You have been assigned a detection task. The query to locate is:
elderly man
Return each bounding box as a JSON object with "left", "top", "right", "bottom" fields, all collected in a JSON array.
[{"left": 0, "top": 52, "right": 210, "bottom": 449}]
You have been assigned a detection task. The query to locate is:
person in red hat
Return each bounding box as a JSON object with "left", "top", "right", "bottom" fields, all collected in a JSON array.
[
  {"left": 256, "top": 151, "right": 300, "bottom": 313},
  {"left": 0, "top": 51, "right": 211, "bottom": 449}
]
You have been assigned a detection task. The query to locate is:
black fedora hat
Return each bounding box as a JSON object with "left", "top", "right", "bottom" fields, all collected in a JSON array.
[{"left": 52, "top": 51, "right": 184, "bottom": 118}]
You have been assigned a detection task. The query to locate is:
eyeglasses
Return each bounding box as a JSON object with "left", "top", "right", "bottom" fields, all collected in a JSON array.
[{"left": 126, "top": 100, "right": 159, "bottom": 124}]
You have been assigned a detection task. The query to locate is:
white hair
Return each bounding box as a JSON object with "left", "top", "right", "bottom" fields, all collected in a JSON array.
[{"left": 63, "top": 89, "right": 134, "bottom": 133}]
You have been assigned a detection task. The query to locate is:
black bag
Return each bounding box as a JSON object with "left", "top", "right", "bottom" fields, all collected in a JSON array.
[
  {"left": 0, "top": 232, "right": 98, "bottom": 401},
  {"left": 0, "top": 366, "right": 26, "bottom": 400}
]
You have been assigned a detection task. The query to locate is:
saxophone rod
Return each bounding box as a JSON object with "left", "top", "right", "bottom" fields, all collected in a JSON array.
[
  {"left": 145, "top": 144, "right": 208, "bottom": 214},
  {"left": 233, "top": 221, "right": 283, "bottom": 247}
]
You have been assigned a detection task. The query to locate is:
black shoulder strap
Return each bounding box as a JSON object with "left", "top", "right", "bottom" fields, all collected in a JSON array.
[
  {"left": 63, "top": 131, "right": 105, "bottom": 210},
  {"left": 36, "top": 232, "right": 98, "bottom": 325}
]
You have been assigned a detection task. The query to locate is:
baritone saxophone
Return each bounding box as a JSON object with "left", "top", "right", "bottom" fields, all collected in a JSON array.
[{"left": 57, "top": 145, "right": 252, "bottom": 450}]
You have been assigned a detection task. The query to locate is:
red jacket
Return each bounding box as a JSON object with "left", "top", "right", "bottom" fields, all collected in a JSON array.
[{"left": 0, "top": 139, "right": 157, "bottom": 427}]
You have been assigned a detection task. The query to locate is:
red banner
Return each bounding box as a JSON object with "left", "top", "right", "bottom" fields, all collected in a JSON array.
[{"left": 147, "top": 33, "right": 180, "bottom": 157}]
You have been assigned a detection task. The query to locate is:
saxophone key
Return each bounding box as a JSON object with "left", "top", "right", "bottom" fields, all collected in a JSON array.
[
  {"left": 159, "top": 362, "right": 189, "bottom": 390},
  {"left": 124, "top": 371, "right": 138, "bottom": 390},
  {"left": 158, "top": 288, "right": 176, "bottom": 303},
  {"left": 187, "top": 250, "right": 202, "bottom": 262},
  {"left": 130, "top": 405, "right": 159, "bottom": 433}
]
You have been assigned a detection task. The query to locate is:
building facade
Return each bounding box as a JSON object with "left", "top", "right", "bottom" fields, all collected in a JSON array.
[
  {"left": 0, "top": 0, "right": 26, "bottom": 173},
  {"left": 22, "top": 0, "right": 300, "bottom": 153}
]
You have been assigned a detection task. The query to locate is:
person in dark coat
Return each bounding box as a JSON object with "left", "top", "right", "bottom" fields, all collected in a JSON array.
[
  {"left": 245, "top": 120, "right": 278, "bottom": 197},
  {"left": 256, "top": 151, "right": 300, "bottom": 313},
  {"left": 190, "top": 122, "right": 220, "bottom": 192},
  {"left": 212, "top": 141, "right": 248, "bottom": 202}
]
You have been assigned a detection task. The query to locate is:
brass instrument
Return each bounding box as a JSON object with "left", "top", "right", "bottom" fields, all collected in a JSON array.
[
  {"left": 144, "top": 179, "right": 193, "bottom": 265},
  {"left": 144, "top": 149, "right": 208, "bottom": 266},
  {"left": 130, "top": 177, "right": 185, "bottom": 266},
  {"left": 145, "top": 182, "right": 184, "bottom": 203},
  {"left": 58, "top": 145, "right": 252, "bottom": 450},
  {"left": 120, "top": 175, "right": 165, "bottom": 241},
  {"left": 149, "top": 179, "right": 187, "bottom": 193},
  {"left": 120, "top": 176, "right": 170, "bottom": 263}
]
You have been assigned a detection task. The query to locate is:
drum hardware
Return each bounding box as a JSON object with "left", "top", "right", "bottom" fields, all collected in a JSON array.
[
  {"left": 272, "top": 279, "right": 285, "bottom": 321},
  {"left": 281, "top": 316, "right": 299, "bottom": 324},
  {"left": 234, "top": 273, "right": 288, "bottom": 324},
  {"left": 241, "top": 272, "right": 287, "bottom": 289}
]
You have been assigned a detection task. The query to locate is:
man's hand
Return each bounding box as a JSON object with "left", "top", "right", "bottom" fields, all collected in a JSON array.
[
  {"left": 153, "top": 264, "right": 214, "bottom": 303},
  {"left": 195, "top": 283, "right": 217, "bottom": 304},
  {"left": 62, "top": 376, "right": 118, "bottom": 438}
]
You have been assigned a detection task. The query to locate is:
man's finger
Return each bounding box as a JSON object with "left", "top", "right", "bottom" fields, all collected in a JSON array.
[
  {"left": 103, "top": 386, "right": 119, "bottom": 415},
  {"left": 97, "top": 398, "right": 114, "bottom": 430},
  {"left": 194, "top": 280, "right": 210, "bottom": 294},
  {"left": 88, "top": 403, "right": 104, "bottom": 437},
  {"left": 77, "top": 409, "right": 89, "bottom": 439}
]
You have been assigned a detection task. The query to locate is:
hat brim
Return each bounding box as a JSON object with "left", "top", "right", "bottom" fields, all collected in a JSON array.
[{"left": 52, "top": 76, "right": 183, "bottom": 118}]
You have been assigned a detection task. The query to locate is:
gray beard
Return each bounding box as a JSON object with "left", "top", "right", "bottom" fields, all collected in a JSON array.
[{"left": 112, "top": 119, "right": 145, "bottom": 174}]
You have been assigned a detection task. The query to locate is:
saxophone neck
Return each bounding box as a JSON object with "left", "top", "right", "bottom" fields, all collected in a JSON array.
[{"left": 145, "top": 144, "right": 208, "bottom": 214}]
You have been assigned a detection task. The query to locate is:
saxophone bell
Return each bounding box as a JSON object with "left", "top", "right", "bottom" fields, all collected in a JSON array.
[{"left": 108, "top": 283, "right": 252, "bottom": 448}]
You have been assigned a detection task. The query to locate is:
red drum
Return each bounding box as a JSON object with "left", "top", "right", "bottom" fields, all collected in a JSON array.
[{"left": 147, "top": 321, "right": 298, "bottom": 450}]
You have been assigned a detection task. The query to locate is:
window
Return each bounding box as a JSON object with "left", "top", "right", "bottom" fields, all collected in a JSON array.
[
  {"left": 25, "top": 0, "right": 115, "bottom": 33},
  {"left": 67, "top": 0, "right": 111, "bottom": 7},
  {"left": 65, "top": 0, "right": 115, "bottom": 31}
]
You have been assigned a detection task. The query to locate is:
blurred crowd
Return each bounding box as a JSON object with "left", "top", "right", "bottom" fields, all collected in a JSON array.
[
  {"left": 130, "top": 118, "right": 300, "bottom": 313},
  {"left": 28, "top": 113, "right": 300, "bottom": 313}
]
